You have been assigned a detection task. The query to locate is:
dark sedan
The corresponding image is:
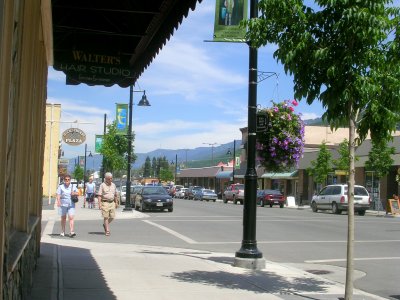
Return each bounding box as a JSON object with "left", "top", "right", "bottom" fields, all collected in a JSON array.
[
  {"left": 134, "top": 186, "right": 173, "bottom": 212},
  {"left": 257, "top": 189, "right": 285, "bottom": 208}
]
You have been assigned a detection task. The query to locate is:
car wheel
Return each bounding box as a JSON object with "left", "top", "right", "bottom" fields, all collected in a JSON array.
[
  {"left": 332, "top": 202, "right": 341, "bottom": 214},
  {"left": 311, "top": 201, "right": 318, "bottom": 212},
  {"left": 233, "top": 196, "right": 237, "bottom": 205},
  {"left": 140, "top": 201, "right": 145, "bottom": 212},
  {"left": 168, "top": 207, "right": 173, "bottom": 212},
  {"left": 260, "top": 200, "right": 265, "bottom": 207},
  {"left": 358, "top": 210, "right": 366, "bottom": 216},
  {"left": 279, "top": 203, "right": 284, "bottom": 208},
  {"left": 269, "top": 203, "right": 273, "bottom": 208},
  {"left": 213, "top": 199, "right": 216, "bottom": 202},
  {"left": 223, "top": 197, "right": 227, "bottom": 203}
]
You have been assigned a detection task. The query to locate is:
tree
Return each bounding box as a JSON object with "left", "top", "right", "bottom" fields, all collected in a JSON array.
[
  {"left": 160, "top": 167, "right": 174, "bottom": 183},
  {"left": 143, "top": 156, "right": 151, "bottom": 177},
  {"left": 307, "top": 142, "right": 332, "bottom": 187},
  {"left": 332, "top": 139, "right": 351, "bottom": 172},
  {"left": 100, "top": 121, "right": 137, "bottom": 174},
  {"left": 365, "top": 139, "right": 395, "bottom": 210},
  {"left": 73, "top": 165, "right": 84, "bottom": 182},
  {"left": 244, "top": 1, "right": 400, "bottom": 298}
]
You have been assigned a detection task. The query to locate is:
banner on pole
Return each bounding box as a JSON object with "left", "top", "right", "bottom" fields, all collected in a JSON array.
[
  {"left": 95, "top": 135, "right": 103, "bottom": 153},
  {"left": 213, "top": 0, "right": 248, "bottom": 42},
  {"left": 116, "top": 103, "right": 128, "bottom": 134}
]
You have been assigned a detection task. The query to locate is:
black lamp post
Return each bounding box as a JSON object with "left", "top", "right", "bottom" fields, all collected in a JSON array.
[
  {"left": 226, "top": 140, "right": 236, "bottom": 184},
  {"left": 124, "top": 85, "right": 150, "bottom": 211},
  {"left": 234, "top": 0, "right": 265, "bottom": 269},
  {"left": 83, "top": 143, "right": 93, "bottom": 208}
]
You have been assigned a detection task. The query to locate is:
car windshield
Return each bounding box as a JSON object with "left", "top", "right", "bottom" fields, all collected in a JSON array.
[
  {"left": 142, "top": 187, "right": 167, "bottom": 195},
  {"left": 121, "top": 186, "right": 126, "bottom": 193},
  {"left": 203, "top": 189, "right": 214, "bottom": 193}
]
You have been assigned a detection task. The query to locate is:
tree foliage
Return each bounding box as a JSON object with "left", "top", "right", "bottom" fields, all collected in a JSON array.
[
  {"left": 365, "top": 139, "right": 395, "bottom": 179},
  {"left": 244, "top": 1, "right": 400, "bottom": 297},
  {"left": 307, "top": 142, "right": 332, "bottom": 185},
  {"left": 100, "top": 121, "right": 137, "bottom": 174},
  {"left": 143, "top": 156, "right": 151, "bottom": 177},
  {"left": 73, "top": 165, "right": 84, "bottom": 182}
]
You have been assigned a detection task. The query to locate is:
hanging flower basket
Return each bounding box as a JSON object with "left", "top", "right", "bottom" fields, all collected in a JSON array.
[{"left": 256, "top": 100, "right": 305, "bottom": 172}]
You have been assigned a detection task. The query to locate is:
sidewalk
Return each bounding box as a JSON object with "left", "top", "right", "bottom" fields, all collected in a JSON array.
[{"left": 29, "top": 199, "right": 386, "bottom": 300}]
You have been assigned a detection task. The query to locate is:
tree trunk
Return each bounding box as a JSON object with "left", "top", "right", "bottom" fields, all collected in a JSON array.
[{"left": 345, "top": 102, "right": 356, "bottom": 299}]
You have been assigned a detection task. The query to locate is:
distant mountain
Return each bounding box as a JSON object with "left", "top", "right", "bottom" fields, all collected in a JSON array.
[{"left": 64, "top": 141, "right": 236, "bottom": 173}]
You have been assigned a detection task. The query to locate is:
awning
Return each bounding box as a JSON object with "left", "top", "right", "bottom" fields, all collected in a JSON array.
[
  {"left": 52, "top": 0, "right": 202, "bottom": 87},
  {"left": 261, "top": 170, "right": 298, "bottom": 179},
  {"left": 216, "top": 171, "right": 233, "bottom": 179}
]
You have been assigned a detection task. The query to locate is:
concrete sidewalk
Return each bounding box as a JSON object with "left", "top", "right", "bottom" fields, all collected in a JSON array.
[{"left": 29, "top": 200, "right": 386, "bottom": 300}]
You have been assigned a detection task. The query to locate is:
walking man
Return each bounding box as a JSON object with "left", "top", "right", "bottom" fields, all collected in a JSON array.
[{"left": 97, "top": 172, "right": 119, "bottom": 236}]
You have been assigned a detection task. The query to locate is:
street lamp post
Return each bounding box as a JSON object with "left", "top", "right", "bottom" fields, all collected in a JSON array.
[
  {"left": 124, "top": 85, "right": 150, "bottom": 212},
  {"left": 226, "top": 140, "right": 236, "bottom": 184},
  {"left": 203, "top": 142, "right": 219, "bottom": 166},
  {"left": 174, "top": 154, "right": 177, "bottom": 184},
  {"left": 234, "top": 0, "right": 265, "bottom": 270},
  {"left": 83, "top": 143, "right": 92, "bottom": 208}
]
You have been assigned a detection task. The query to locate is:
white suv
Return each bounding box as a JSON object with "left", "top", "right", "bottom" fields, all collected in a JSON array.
[{"left": 311, "top": 184, "right": 371, "bottom": 216}]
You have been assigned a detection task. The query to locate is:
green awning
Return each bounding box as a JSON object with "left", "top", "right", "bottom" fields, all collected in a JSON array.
[{"left": 261, "top": 170, "right": 298, "bottom": 179}]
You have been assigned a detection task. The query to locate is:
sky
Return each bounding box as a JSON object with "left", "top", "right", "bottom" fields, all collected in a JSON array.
[{"left": 47, "top": 1, "right": 327, "bottom": 159}]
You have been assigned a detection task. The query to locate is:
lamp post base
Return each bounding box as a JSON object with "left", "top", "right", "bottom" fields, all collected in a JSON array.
[{"left": 233, "top": 257, "right": 266, "bottom": 270}]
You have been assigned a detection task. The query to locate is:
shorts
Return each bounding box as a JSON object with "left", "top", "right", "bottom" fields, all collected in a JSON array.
[
  {"left": 101, "top": 201, "right": 116, "bottom": 219},
  {"left": 59, "top": 206, "right": 75, "bottom": 217},
  {"left": 86, "top": 193, "right": 95, "bottom": 202}
]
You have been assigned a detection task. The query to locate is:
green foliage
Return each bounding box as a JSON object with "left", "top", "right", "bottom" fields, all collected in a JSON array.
[
  {"left": 160, "top": 167, "right": 174, "bottom": 182},
  {"left": 244, "top": 0, "right": 400, "bottom": 143},
  {"left": 365, "top": 139, "right": 395, "bottom": 178},
  {"left": 332, "top": 139, "right": 350, "bottom": 171},
  {"left": 100, "top": 121, "right": 137, "bottom": 173},
  {"left": 307, "top": 142, "right": 333, "bottom": 185},
  {"left": 73, "top": 165, "right": 84, "bottom": 182},
  {"left": 143, "top": 156, "right": 151, "bottom": 177}
]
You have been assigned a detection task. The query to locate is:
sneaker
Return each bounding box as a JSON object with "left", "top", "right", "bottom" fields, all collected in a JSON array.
[
  {"left": 70, "top": 232, "right": 76, "bottom": 237},
  {"left": 60, "top": 232, "right": 65, "bottom": 237}
]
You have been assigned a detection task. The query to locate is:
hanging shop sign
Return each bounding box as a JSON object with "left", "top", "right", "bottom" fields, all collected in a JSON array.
[
  {"left": 53, "top": 50, "right": 133, "bottom": 87},
  {"left": 62, "top": 128, "right": 86, "bottom": 146}
]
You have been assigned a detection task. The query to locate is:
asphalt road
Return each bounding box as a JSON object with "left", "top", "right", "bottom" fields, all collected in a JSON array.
[{"left": 62, "top": 198, "right": 400, "bottom": 300}]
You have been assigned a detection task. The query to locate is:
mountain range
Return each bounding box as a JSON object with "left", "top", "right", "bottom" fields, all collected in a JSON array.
[{"left": 66, "top": 118, "right": 326, "bottom": 173}]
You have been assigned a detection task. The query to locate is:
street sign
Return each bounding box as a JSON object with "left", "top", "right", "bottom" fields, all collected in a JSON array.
[{"left": 62, "top": 128, "right": 86, "bottom": 146}]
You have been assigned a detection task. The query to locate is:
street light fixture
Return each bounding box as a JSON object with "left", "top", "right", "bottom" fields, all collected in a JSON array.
[
  {"left": 124, "top": 85, "right": 151, "bottom": 212},
  {"left": 203, "top": 142, "right": 219, "bottom": 166},
  {"left": 83, "top": 143, "right": 93, "bottom": 208},
  {"left": 170, "top": 154, "right": 178, "bottom": 184}
]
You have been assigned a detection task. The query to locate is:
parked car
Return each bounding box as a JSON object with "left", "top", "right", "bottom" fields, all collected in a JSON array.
[
  {"left": 187, "top": 186, "right": 203, "bottom": 200},
  {"left": 193, "top": 189, "right": 218, "bottom": 202},
  {"left": 169, "top": 185, "right": 184, "bottom": 197},
  {"left": 134, "top": 186, "right": 173, "bottom": 212},
  {"left": 257, "top": 189, "right": 284, "bottom": 208},
  {"left": 175, "top": 187, "right": 188, "bottom": 199},
  {"left": 311, "top": 184, "right": 371, "bottom": 215},
  {"left": 119, "top": 185, "right": 142, "bottom": 204},
  {"left": 222, "top": 184, "right": 245, "bottom": 204}
]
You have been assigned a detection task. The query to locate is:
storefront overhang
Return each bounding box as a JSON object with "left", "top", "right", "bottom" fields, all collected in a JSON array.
[
  {"left": 51, "top": 0, "right": 202, "bottom": 87},
  {"left": 261, "top": 170, "right": 299, "bottom": 180},
  {"left": 216, "top": 171, "right": 233, "bottom": 179}
]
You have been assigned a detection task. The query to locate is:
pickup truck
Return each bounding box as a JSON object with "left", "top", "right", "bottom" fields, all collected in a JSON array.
[{"left": 222, "top": 184, "right": 244, "bottom": 204}]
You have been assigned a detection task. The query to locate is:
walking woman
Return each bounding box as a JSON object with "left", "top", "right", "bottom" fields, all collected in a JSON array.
[{"left": 56, "top": 174, "right": 78, "bottom": 237}]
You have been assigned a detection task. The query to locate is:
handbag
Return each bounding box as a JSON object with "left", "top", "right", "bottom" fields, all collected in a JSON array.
[{"left": 71, "top": 195, "right": 79, "bottom": 203}]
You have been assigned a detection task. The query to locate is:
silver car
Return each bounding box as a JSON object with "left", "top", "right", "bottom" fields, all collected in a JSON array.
[{"left": 311, "top": 184, "right": 371, "bottom": 216}]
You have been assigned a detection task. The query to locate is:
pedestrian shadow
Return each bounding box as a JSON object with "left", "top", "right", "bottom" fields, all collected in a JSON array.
[{"left": 29, "top": 242, "right": 117, "bottom": 300}]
